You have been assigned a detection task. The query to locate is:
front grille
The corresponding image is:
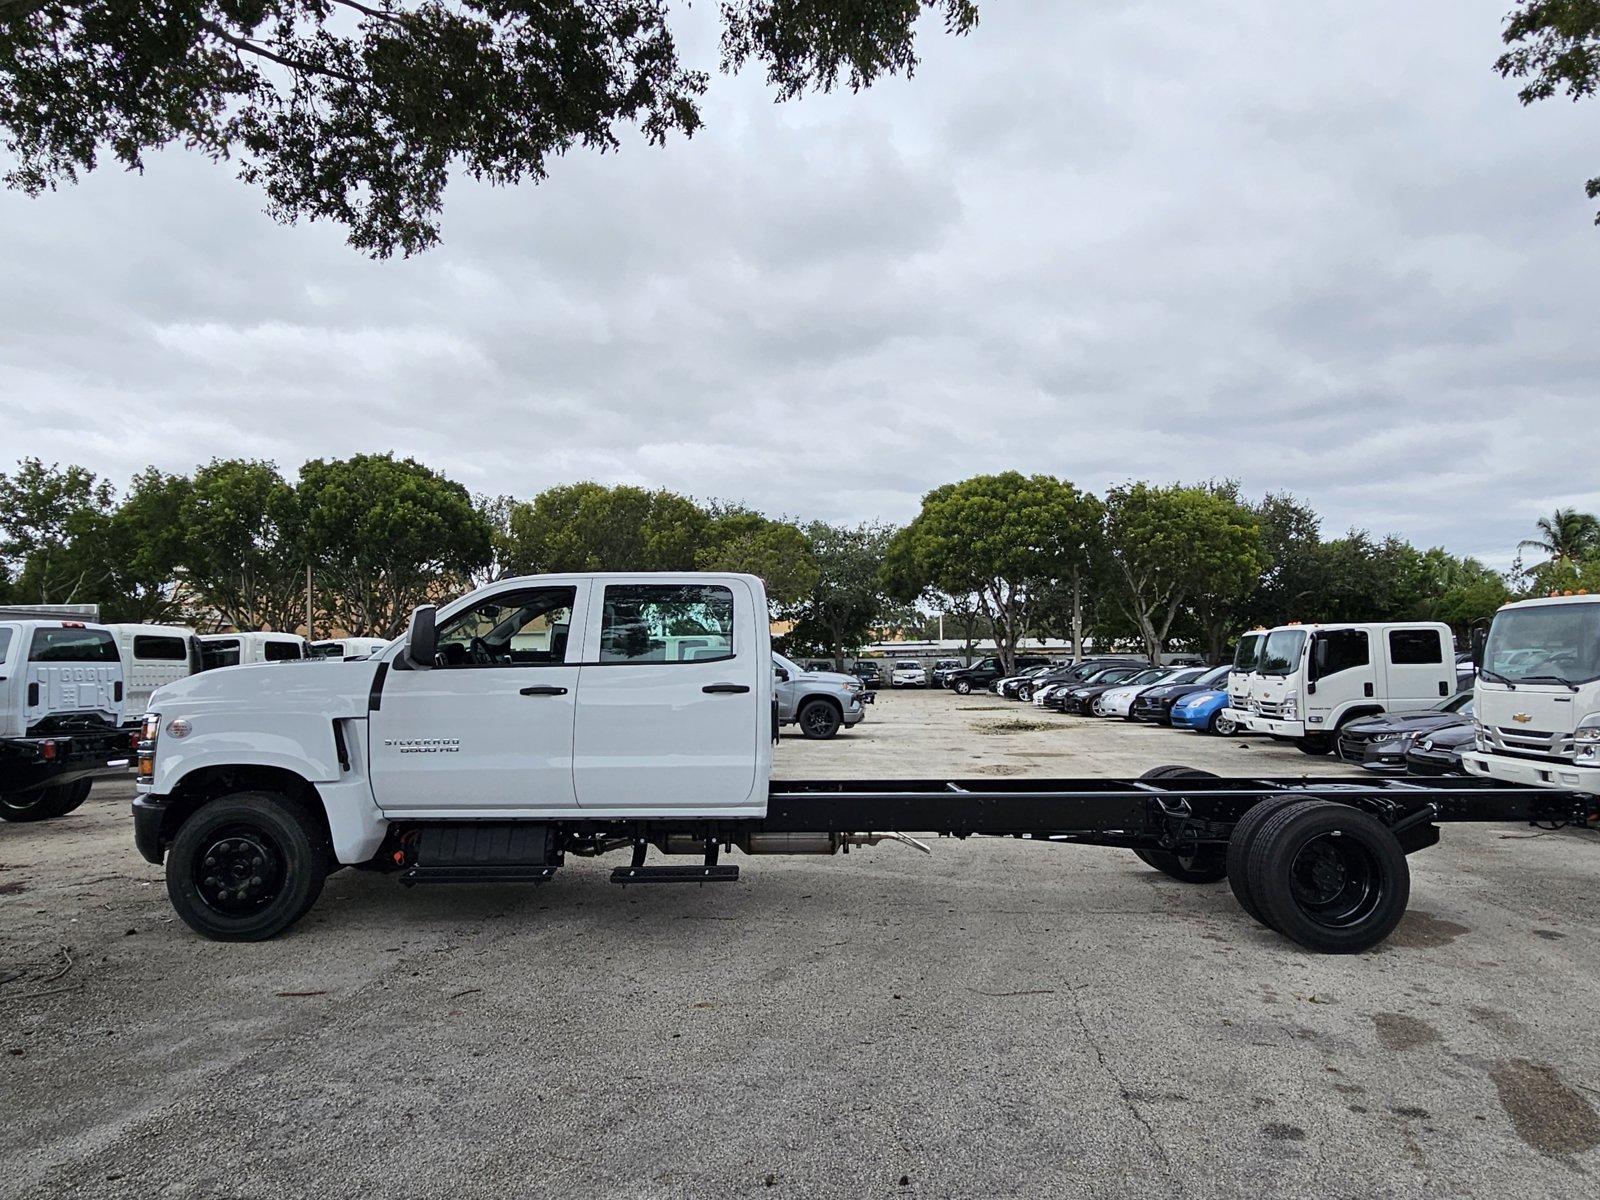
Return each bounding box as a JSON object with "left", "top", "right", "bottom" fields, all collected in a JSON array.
[
  {"left": 1255, "top": 699, "right": 1286, "bottom": 719},
  {"left": 1337, "top": 730, "right": 1373, "bottom": 762},
  {"left": 1485, "top": 725, "right": 1575, "bottom": 762}
]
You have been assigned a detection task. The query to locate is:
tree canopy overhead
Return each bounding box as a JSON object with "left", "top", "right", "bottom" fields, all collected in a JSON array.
[
  {"left": 0, "top": 0, "right": 978, "bottom": 256},
  {"left": 1498, "top": 1, "right": 1600, "bottom": 223}
]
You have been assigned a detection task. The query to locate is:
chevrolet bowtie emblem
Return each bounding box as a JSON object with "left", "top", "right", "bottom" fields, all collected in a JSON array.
[{"left": 1512, "top": 713, "right": 1532, "bottom": 724}]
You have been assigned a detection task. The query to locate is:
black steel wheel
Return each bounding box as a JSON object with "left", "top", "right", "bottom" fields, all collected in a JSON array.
[
  {"left": 1245, "top": 800, "right": 1409, "bottom": 953},
  {"left": 1131, "top": 767, "right": 1227, "bottom": 883},
  {"left": 0, "top": 779, "right": 93, "bottom": 823},
  {"left": 166, "top": 792, "right": 329, "bottom": 941},
  {"left": 1224, "top": 796, "right": 1305, "bottom": 925},
  {"left": 798, "top": 700, "right": 842, "bottom": 740}
]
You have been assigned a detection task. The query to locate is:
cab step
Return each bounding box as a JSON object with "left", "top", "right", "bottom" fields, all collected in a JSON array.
[{"left": 610, "top": 864, "right": 740, "bottom": 885}]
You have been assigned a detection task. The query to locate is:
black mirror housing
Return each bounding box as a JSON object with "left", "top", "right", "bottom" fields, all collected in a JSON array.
[{"left": 405, "top": 605, "right": 437, "bottom": 670}]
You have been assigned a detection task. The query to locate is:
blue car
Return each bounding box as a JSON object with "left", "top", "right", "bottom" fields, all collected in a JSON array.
[{"left": 1170, "top": 689, "right": 1241, "bottom": 735}]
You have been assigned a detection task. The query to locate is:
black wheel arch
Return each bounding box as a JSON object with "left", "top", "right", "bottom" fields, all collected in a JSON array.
[{"left": 153, "top": 765, "right": 331, "bottom": 862}]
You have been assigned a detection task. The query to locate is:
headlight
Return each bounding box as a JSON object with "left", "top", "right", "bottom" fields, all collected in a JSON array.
[
  {"left": 1574, "top": 713, "right": 1600, "bottom": 743},
  {"left": 845, "top": 680, "right": 863, "bottom": 693},
  {"left": 1282, "top": 692, "right": 1299, "bottom": 720},
  {"left": 1419, "top": 738, "right": 1434, "bottom": 751},
  {"left": 137, "top": 712, "right": 159, "bottom": 781}
]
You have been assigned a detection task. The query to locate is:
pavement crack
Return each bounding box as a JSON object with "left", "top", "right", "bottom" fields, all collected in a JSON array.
[{"left": 1066, "top": 983, "right": 1187, "bottom": 1200}]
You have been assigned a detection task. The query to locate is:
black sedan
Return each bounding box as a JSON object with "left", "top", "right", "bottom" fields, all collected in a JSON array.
[
  {"left": 1129, "top": 664, "right": 1231, "bottom": 723},
  {"left": 1046, "top": 665, "right": 1163, "bottom": 714},
  {"left": 1404, "top": 722, "right": 1475, "bottom": 776},
  {"left": 1335, "top": 693, "right": 1474, "bottom": 772}
]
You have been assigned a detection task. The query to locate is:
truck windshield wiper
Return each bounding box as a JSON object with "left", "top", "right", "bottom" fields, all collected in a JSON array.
[
  {"left": 1516, "top": 674, "right": 1580, "bottom": 692},
  {"left": 1477, "top": 668, "right": 1512, "bottom": 687}
]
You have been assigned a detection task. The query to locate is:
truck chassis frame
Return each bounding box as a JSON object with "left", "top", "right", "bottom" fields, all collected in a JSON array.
[{"left": 135, "top": 768, "right": 1599, "bottom": 953}]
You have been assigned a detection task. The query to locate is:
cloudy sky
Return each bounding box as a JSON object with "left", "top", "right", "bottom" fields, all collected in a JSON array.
[{"left": 2, "top": 0, "right": 1596, "bottom": 568}]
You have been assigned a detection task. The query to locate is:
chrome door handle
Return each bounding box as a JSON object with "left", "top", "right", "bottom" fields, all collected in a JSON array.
[
  {"left": 519, "top": 685, "right": 568, "bottom": 696},
  {"left": 702, "top": 683, "right": 750, "bottom": 694}
]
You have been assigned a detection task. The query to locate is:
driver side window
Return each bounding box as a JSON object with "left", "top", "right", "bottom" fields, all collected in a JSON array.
[{"left": 434, "top": 586, "right": 577, "bottom": 669}]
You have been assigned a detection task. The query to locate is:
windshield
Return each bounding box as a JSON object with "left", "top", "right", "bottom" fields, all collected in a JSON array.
[
  {"left": 1127, "top": 669, "right": 1167, "bottom": 684},
  {"left": 1482, "top": 603, "right": 1600, "bottom": 685},
  {"left": 1258, "top": 630, "right": 1307, "bottom": 677},
  {"left": 1232, "top": 633, "right": 1264, "bottom": 672},
  {"left": 1196, "top": 665, "right": 1230, "bottom": 687}
]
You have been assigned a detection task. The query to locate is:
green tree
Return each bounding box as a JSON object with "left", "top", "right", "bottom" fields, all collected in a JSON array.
[
  {"left": 0, "top": 458, "right": 116, "bottom": 604},
  {"left": 1518, "top": 507, "right": 1600, "bottom": 564},
  {"left": 298, "top": 453, "right": 493, "bottom": 637},
  {"left": 504, "top": 482, "right": 709, "bottom": 574},
  {"left": 1497, "top": 2, "right": 1600, "bottom": 224},
  {"left": 0, "top": 1, "right": 977, "bottom": 256},
  {"left": 97, "top": 467, "right": 193, "bottom": 623},
  {"left": 885, "top": 473, "right": 1099, "bottom": 671},
  {"left": 179, "top": 459, "right": 305, "bottom": 632},
  {"left": 697, "top": 505, "right": 819, "bottom": 609},
  {"left": 1103, "top": 483, "right": 1265, "bottom": 664},
  {"left": 784, "top": 521, "right": 894, "bottom": 669},
  {"left": 1245, "top": 491, "right": 1323, "bottom": 627}
]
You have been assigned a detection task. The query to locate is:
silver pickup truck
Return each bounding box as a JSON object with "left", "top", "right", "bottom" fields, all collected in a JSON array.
[{"left": 773, "top": 651, "right": 870, "bottom": 739}]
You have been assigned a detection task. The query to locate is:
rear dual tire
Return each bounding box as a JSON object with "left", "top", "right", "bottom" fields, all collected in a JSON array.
[{"left": 0, "top": 778, "right": 94, "bottom": 822}]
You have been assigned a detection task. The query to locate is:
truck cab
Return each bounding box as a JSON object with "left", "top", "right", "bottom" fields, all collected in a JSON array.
[
  {"left": 198, "top": 632, "right": 309, "bottom": 670},
  {"left": 1236, "top": 621, "right": 1457, "bottom": 754},
  {"left": 1, "top": 620, "right": 135, "bottom": 820},
  {"left": 1463, "top": 594, "right": 1600, "bottom": 792},
  {"left": 105, "top": 623, "right": 202, "bottom": 715},
  {"left": 1226, "top": 630, "right": 1266, "bottom": 714}
]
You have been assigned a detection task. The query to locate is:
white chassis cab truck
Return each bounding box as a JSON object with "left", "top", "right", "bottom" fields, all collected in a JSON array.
[
  {"left": 1463, "top": 594, "right": 1600, "bottom": 793},
  {"left": 132, "top": 573, "right": 1598, "bottom": 953},
  {"left": 1229, "top": 622, "right": 1457, "bottom": 755}
]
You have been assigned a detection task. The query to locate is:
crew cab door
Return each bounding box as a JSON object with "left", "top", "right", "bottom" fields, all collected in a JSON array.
[
  {"left": 369, "top": 583, "right": 586, "bottom": 816},
  {"left": 573, "top": 579, "right": 761, "bottom": 812},
  {"left": 1383, "top": 627, "right": 1455, "bottom": 708}
]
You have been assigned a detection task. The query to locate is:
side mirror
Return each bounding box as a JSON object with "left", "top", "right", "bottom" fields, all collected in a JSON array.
[
  {"left": 1470, "top": 624, "right": 1487, "bottom": 670},
  {"left": 774, "top": 666, "right": 790, "bottom": 682},
  {"left": 405, "top": 605, "right": 437, "bottom": 670}
]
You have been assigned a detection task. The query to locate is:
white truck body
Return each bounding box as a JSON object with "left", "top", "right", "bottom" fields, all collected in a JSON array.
[
  {"left": 104, "top": 624, "right": 200, "bottom": 715},
  {"left": 1229, "top": 621, "right": 1457, "bottom": 744},
  {"left": 198, "top": 632, "right": 309, "bottom": 670},
  {"left": 1463, "top": 594, "right": 1600, "bottom": 793},
  {"left": 1227, "top": 630, "right": 1266, "bottom": 712},
  {"left": 144, "top": 574, "right": 772, "bottom": 863},
  {"left": 0, "top": 620, "right": 124, "bottom": 739}
]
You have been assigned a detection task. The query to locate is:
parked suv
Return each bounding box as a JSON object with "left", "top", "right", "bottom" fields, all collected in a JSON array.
[
  {"left": 931, "top": 659, "right": 965, "bottom": 688},
  {"left": 850, "top": 661, "right": 884, "bottom": 690},
  {"left": 774, "top": 652, "right": 870, "bottom": 739},
  {"left": 890, "top": 661, "right": 927, "bottom": 688}
]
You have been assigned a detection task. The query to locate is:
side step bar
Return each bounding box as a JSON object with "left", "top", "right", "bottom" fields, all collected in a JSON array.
[
  {"left": 401, "top": 865, "right": 558, "bottom": 886},
  {"left": 611, "top": 864, "right": 740, "bottom": 885}
]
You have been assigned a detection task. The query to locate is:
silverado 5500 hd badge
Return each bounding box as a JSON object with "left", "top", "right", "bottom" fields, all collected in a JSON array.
[{"left": 383, "top": 738, "right": 460, "bottom": 754}]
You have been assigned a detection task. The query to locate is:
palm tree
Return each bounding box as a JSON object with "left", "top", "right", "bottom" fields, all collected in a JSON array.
[{"left": 1519, "top": 508, "right": 1600, "bottom": 563}]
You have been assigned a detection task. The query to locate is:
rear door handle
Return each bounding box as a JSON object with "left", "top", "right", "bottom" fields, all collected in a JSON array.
[
  {"left": 702, "top": 683, "right": 750, "bottom": 694},
  {"left": 519, "top": 685, "right": 568, "bottom": 696}
]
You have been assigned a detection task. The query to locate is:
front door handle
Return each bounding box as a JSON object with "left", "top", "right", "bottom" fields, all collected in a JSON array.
[
  {"left": 519, "top": 685, "right": 568, "bottom": 696},
  {"left": 702, "top": 683, "right": 750, "bottom": 694}
]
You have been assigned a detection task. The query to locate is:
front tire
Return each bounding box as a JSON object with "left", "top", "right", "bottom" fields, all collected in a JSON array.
[
  {"left": 1209, "top": 710, "right": 1239, "bottom": 737},
  {"left": 0, "top": 778, "right": 94, "bottom": 822},
  {"left": 798, "top": 700, "right": 842, "bottom": 740},
  {"left": 1090, "top": 697, "right": 1108, "bottom": 717},
  {"left": 953, "top": 679, "right": 972, "bottom": 696},
  {"left": 1295, "top": 736, "right": 1331, "bottom": 756},
  {"left": 165, "top": 792, "right": 329, "bottom": 941}
]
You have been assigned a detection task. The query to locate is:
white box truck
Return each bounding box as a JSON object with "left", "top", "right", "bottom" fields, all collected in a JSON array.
[{"left": 1228, "top": 621, "right": 1457, "bottom": 754}]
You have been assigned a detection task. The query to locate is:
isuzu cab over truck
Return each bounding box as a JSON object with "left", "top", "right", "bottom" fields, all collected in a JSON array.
[
  {"left": 1228, "top": 622, "right": 1457, "bottom": 754},
  {"left": 1463, "top": 594, "right": 1600, "bottom": 793},
  {"left": 131, "top": 574, "right": 1597, "bottom": 953}
]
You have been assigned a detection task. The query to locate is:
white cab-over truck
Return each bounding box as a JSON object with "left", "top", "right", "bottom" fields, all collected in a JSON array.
[
  {"left": 2, "top": 620, "right": 138, "bottom": 820},
  {"left": 132, "top": 572, "right": 1598, "bottom": 953},
  {"left": 1227, "top": 622, "right": 1457, "bottom": 754},
  {"left": 1464, "top": 594, "right": 1600, "bottom": 793}
]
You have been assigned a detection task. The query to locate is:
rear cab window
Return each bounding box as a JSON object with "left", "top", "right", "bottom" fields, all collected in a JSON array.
[
  {"left": 133, "top": 635, "right": 188, "bottom": 662},
  {"left": 202, "top": 640, "right": 241, "bottom": 670},
  {"left": 598, "top": 584, "right": 734, "bottom": 663},
  {"left": 30, "top": 626, "right": 120, "bottom": 663},
  {"left": 263, "top": 640, "right": 304, "bottom": 662},
  {"left": 1389, "top": 629, "right": 1444, "bottom": 664}
]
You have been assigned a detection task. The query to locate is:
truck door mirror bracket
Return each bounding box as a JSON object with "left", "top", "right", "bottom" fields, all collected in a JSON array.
[{"left": 403, "top": 605, "right": 437, "bottom": 671}]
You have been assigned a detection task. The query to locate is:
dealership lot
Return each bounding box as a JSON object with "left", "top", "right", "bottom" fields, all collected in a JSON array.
[{"left": 3, "top": 690, "right": 1597, "bottom": 1198}]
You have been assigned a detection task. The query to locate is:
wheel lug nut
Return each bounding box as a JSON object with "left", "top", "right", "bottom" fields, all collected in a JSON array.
[
  {"left": 252, "top": 856, "right": 263, "bottom": 867},
  {"left": 250, "top": 876, "right": 262, "bottom": 887},
  {"left": 204, "top": 857, "right": 215, "bottom": 867}
]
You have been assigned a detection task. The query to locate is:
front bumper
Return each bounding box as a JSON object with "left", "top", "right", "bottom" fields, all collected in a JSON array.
[
  {"left": 1404, "top": 747, "right": 1464, "bottom": 776},
  {"left": 1238, "top": 713, "right": 1305, "bottom": 738},
  {"left": 132, "top": 793, "right": 169, "bottom": 864},
  {"left": 1130, "top": 700, "right": 1173, "bottom": 723},
  {"left": 1462, "top": 750, "right": 1600, "bottom": 793}
]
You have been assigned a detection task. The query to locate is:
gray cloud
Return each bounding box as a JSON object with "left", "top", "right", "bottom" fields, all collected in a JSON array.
[{"left": 1, "top": 0, "right": 1595, "bottom": 570}]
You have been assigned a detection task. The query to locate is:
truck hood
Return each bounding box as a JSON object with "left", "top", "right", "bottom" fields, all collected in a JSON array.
[
  {"left": 1474, "top": 680, "right": 1588, "bottom": 736},
  {"left": 148, "top": 658, "right": 382, "bottom": 717},
  {"left": 794, "top": 669, "right": 859, "bottom": 687}
]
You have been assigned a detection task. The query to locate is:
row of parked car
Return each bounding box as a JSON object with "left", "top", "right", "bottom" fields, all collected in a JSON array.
[{"left": 975, "top": 651, "right": 1478, "bottom": 776}]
